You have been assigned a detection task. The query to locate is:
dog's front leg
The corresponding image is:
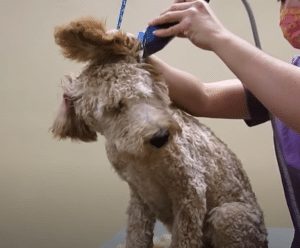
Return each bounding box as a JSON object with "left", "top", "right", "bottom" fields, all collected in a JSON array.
[
  {"left": 125, "top": 189, "right": 156, "bottom": 248},
  {"left": 170, "top": 194, "right": 206, "bottom": 248}
]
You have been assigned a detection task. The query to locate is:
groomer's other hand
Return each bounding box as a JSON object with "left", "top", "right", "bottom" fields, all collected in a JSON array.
[{"left": 149, "top": 0, "right": 231, "bottom": 50}]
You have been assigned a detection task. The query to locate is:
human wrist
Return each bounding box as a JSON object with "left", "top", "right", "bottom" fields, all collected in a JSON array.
[{"left": 210, "top": 29, "right": 235, "bottom": 53}]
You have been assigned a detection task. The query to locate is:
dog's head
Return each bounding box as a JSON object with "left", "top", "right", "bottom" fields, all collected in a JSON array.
[
  {"left": 51, "top": 17, "right": 181, "bottom": 155},
  {"left": 51, "top": 17, "right": 141, "bottom": 142}
]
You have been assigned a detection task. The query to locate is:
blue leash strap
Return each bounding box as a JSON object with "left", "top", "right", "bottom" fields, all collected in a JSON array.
[{"left": 116, "top": 0, "right": 127, "bottom": 29}]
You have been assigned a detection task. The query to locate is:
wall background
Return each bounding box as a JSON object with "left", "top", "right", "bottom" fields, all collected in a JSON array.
[{"left": 0, "top": 0, "right": 296, "bottom": 248}]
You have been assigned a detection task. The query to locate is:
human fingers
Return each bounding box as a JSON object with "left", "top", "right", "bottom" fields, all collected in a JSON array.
[
  {"left": 174, "top": 0, "right": 195, "bottom": 3},
  {"left": 160, "top": 2, "right": 193, "bottom": 15},
  {"left": 175, "top": 0, "right": 210, "bottom": 3},
  {"left": 149, "top": 10, "right": 184, "bottom": 27},
  {"left": 153, "top": 20, "right": 188, "bottom": 37}
]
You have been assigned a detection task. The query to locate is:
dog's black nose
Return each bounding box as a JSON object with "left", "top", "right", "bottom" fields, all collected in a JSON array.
[{"left": 150, "top": 129, "right": 170, "bottom": 148}]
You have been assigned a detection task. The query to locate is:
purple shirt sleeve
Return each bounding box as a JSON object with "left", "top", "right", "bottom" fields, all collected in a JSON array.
[{"left": 244, "top": 88, "right": 270, "bottom": 126}]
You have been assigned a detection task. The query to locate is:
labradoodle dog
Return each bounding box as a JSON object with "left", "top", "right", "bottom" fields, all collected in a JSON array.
[{"left": 51, "top": 17, "right": 268, "bottom": 248}]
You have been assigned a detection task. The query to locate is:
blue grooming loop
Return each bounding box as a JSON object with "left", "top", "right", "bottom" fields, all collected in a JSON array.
[{"left": 116, "top": 0, "right": 127, "bottom": 29}]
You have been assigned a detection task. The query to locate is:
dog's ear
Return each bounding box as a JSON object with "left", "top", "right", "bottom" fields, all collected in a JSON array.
[
  {"left": 54, "top": 17, "right": 140, "bottom": 62},
  {"left": 51, "top": 95, "right": 97, "bottom": 142}
]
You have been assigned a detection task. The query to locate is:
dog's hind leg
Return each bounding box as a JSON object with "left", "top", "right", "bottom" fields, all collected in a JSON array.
[{"left": 204, "top": 202, "right": 268, "bottom": 248}]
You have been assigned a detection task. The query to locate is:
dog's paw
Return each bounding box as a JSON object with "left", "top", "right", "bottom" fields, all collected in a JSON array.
[{"left": 153, "top": 234, "right": 171, "bottom": 248}]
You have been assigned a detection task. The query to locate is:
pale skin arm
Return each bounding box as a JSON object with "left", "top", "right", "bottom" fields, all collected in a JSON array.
[
  {"left": 149, "top": 0, "right": 300, "bottom": 132},
  {"left": 213, "top": 33, "right": 300, "bottom": 132},
  {"left": 149, "top": 56, "right": 250, "bottom": 119}
]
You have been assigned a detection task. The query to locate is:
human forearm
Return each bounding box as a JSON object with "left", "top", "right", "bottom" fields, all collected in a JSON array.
[
  {"left": 204, "top": 80, "right": 249, "bottom": 119},
  {"left": 149, "top": 56, "right": 207, "bottom": 116},
  {"left": 149, "top": 56, "right": 248, "bottom": 119},
  {"left": 212, "top": 32, "right": 300, "bottom": 132}
]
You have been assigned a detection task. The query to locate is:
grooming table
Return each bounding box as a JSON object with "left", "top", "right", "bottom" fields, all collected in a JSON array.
[{"left": 101, "top": 222, "right": 293, "bottom": 248}]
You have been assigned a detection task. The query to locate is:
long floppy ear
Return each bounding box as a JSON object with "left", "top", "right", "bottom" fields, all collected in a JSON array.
[
  {"left": 54, "top": 17, "right": 140, "bottom": 62},
  {"left": 51, "top": 95, "right": 97, "bottom": 142}
]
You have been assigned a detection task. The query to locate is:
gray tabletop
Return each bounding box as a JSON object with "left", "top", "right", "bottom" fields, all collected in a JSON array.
[{"left": 101, "top": 222, "right": 293, "bottom": 248}]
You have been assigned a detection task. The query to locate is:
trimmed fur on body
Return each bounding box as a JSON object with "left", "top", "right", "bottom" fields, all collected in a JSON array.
[{"left": 51, "top": 17, "right": 268, "bottom": 248}]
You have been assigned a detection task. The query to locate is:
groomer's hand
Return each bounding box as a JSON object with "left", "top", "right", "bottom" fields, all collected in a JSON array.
[{"left": 149, "top": 0, "right": 231, "bottom": 51}]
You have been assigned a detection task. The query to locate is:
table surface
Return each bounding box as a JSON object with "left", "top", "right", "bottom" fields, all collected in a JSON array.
[{"left": 101, "top": 222, "right": 293, "bottom": 248}]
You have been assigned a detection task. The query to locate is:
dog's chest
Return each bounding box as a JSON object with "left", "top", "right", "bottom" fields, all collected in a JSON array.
[{"left": 126, "top": 165, "right": 173, "bottom": 219}]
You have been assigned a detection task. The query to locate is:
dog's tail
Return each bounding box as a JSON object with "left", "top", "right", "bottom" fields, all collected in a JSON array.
[{"left": 54, "top": 17, "right": 140, "bottom": 63}]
